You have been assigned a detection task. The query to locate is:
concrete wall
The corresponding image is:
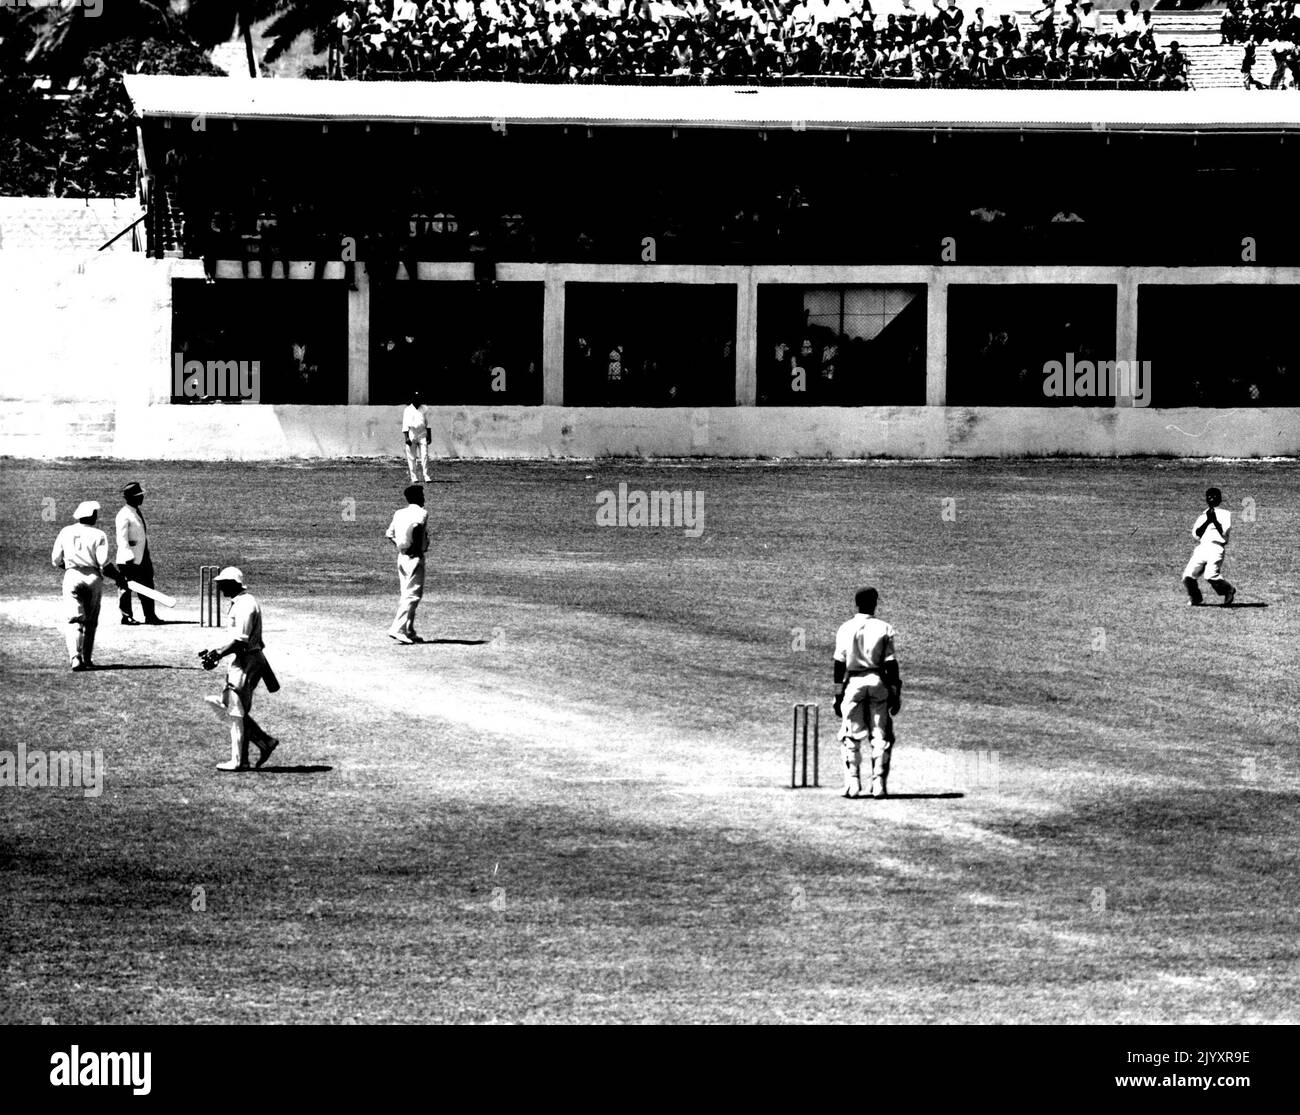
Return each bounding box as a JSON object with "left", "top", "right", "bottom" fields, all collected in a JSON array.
[
  {"left": 5, "top": 403, "right": 1298, "bottom": 460},
  {"left": 2, "top": 249, "right": 1297, "bottom": 460},
  {"left": 0, "top": 251, "right": 174, "bottom": 404}
]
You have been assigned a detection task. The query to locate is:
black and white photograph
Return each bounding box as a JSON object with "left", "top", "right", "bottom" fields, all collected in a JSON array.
[{"left": 1, "top": 0, "right": 1296, "bottom": 1093}]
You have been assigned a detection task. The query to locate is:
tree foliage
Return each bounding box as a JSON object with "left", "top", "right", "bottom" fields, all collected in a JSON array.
[{"left": 1, "top": 4, "right": 221, "bottom": 197}]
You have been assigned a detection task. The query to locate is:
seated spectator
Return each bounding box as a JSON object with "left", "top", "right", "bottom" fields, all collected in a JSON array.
[
  {"left": 254, "top": 198, "right": 284, "bottom": 280},
  {"left": 997, "top": 12, "right": 1022, "bottom": 51},
  {"left": 1162, "top": 40, "right": 1190, "bottom": 88},
  {"left": 497, "top": 210, "right": 535, "bottom": 260},
  {"left": 198, "top": 211, "right": 246, "bottom": 282},
  {"left": 937, "top": 1, "right": 964, "bottom": 40},
  {"left": 1079, "top": 0, "right": 1099, "bottom": 37},
  {"left": 1223, "top": 1, "right": 1246, "bottom": 45},
  {"left": 309, "top": 0, "right": 1243, "bottom": 89},
  {"left": 605, "top": 342, "right": 628, "bottom": 401},
  {"left": 1137, "top": 10, "right": 1156, "bottom": 51}
]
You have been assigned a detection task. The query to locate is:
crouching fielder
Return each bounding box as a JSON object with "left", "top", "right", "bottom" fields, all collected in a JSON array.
[
  {"left": 1182, "top": 486, "right": 1236, "bottom": 607},
  {"left": 199, "top": 567, "right": 279, "bottom": 772},
  {"left": 833, "top": 586, "right": 902, "bottom": 799}
]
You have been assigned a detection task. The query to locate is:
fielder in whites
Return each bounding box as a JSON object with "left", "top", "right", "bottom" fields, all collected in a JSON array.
[
  {"left": 832, "top": 587, "right": 902, "bottom": 799},
  {"left": 51, "top": 501, "right": 128, "bottom": 672},
  {"left": 199, "top": 567, "right": 280, "bottom": 772},
  {"left": 385, "top": 484, "right": 430, "bottom": 644},
  {"left": 1182, "top": 486, "right": 1237, "bottom": 607},
  {"left": 402, "top": 391, "right": 432, "bottom": 483}
]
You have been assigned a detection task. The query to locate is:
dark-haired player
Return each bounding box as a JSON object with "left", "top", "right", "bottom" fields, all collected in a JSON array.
[
  {"left": 1182, "top": 487, "right": 1237, "bottom": 607},
  {"left": 832, "top": 586, "right": 902, "bottom": 799}
]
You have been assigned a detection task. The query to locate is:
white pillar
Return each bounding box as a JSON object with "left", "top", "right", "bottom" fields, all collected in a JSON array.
[
  {"left": 1114, "top": 269, "right": 1139, "bottom": 407},
  {"left": 542, "top": 275, "right": 565, "bottom": 405},
  {"left": 347, "top": 267, "right": 370, "bottom": 405},
  {"left": 735, "top": 268, "right": 757, "bottom": 406},
  {"left": 925, "top": 275, "right": 947, "bottom": 406}
]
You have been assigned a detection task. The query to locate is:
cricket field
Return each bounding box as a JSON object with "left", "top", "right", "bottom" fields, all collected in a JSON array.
[{"left": 1, "top": 458, "right": 1296, "bottom": 1023}]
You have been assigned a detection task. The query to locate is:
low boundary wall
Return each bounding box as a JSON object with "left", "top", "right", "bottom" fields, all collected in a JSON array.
[
  {"left": 2, "top": 252, "right": 1296, "bottom": 460},
  {"left": 2, "top": 403, "right": 1296, "bottom": 459}
]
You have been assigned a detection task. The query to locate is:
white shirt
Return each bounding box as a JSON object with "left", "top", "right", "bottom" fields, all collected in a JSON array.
[
  {"left": 386, "top": 504, "right": 430, "bottom": 557},
  {"left": 789, "top": 1, "right": 814, "bottom": 32},
  {"left": 834, "top": 612, "right": 898, "bottom": 673},
  {"left": 115, "top": 504, "right": 148, "bottom": 565},
  {"left": 403, "top": 404, "right": 430, "bottom": 436},
  {"left": 808, "top": 0, "right": 838, "bottom": 26},
  {"left": 1192, "top": 508, "right": 1231, "bottom": 551},
  {"left": 52, "top": 522, "right": 110, "bottom": 576},
  {"left": 227, "top": 591, "right": 264, "bottom": 655}
]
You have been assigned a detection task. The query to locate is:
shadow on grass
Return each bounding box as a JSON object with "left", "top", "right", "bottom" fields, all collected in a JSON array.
[
  {"left": 90, "top": 663, "right": 203, "bottom": 672},
  {"left": 853, "top": 792, "right": 966, "bottom": 801},
  {"left": 252, "top": 765, "right": 333, "bottom": 775},
  {"left": 788, "top": 791, "right": 965, "bottom": 800},
  {"left": 986, "top": 789, "right": 1300, "bottom": 869},
  {"left": 413, "top": 638, "right": 490, "bottom": 646}
]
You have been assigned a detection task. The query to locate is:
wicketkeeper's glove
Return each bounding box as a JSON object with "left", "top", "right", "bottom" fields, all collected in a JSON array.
[
  {"left": 832, "top": 686, "right": 844, "bottom": 718},
  {"left": 198, "top": 649, "right": 221, "bottom": 671},
  {"left": 888, "top": 687, "right": 902, "bottom": 716}
]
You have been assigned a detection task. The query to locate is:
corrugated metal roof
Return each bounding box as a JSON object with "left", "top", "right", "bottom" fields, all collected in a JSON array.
[{"left": 123, "top": 76, "right": 1300, "bottom": 133}]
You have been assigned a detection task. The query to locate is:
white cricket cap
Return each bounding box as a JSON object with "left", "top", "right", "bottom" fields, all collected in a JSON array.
[
  {"left": 73, "top": 500, "right": 100, "bottom": 521},
  {"left": 214, "top": 566, "right": 244, "bottom": 586}
]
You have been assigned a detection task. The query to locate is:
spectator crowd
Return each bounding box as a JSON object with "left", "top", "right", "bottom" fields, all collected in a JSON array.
[
  {"left": 328, "top": 0, "right": 1190, "bottom": 86},
  {"left": 1221, "top": 0, "right": 1300, "bottom": 88}
]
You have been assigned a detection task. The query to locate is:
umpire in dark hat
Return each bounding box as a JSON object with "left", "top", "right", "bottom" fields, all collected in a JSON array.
[{"left": 116, "top": 480, "right": 162, "bottom": 625}]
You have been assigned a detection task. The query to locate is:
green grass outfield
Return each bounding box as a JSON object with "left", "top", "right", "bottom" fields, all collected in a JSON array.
[{"left": 0, "top": 458, "right": 1296, "bottom": 1024}]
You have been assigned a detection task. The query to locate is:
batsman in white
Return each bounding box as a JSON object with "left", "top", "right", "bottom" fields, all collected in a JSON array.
[
  {"left": 1182, "top": 486, "right": 1236, "bottom": 607},
  {"left": 199, "top": 567, "right": 280, "bottom": 772},
  {"left": 50, "top": 501, "right": 128, "bottom": 672},
  {"left": 832, "top": 586, "right": 902, "bottom": 799}
]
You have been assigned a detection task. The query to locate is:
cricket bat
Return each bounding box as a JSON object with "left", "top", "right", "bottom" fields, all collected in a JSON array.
[
  {"left": 261, "top": 658, "right": 281, "bottom": 694},
  {"left": 127, "top": 581, "right": 176, "bottom": 609}
]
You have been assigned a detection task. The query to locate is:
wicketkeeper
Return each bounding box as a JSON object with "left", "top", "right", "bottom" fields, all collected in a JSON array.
[
  {"left": 833, "top": 586, "right": 902, "bottom": 799},
  {"left": 198, "top": 567, "right": 280, "bottom": 772}
]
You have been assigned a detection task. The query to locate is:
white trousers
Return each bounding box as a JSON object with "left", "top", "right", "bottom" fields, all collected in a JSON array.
[
  {"left": 839, "top": 672, "right": 893, "bottom": 779},
  {"left": 221, "top": 651, "right": 272, "bottom": 765},
  {"left": 61, "top": 570, "right": 102, "bottom": 665},
  {"left": 390, "top": 554, "right": 425, "bottom": 637},
  {"left": 405, "top": 437, "right": 430, "bottom": 481},
  {"left": 1183, "top": 545, "right": 1226, "bottom": 582}
]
